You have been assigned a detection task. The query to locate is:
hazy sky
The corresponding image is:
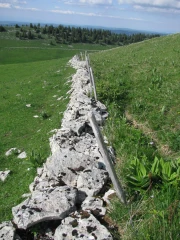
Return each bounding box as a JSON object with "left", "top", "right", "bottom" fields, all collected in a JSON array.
[{"left": 0, "top": 0, "right": 180, "bottom": 33}]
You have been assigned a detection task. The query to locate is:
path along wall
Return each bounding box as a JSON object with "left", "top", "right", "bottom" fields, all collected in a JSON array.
[{"left": 0, "top": 55, "right": 118, "bottom": 240}]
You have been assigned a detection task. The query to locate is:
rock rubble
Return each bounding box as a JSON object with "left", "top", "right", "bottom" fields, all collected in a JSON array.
[{"left": 1, "top": 55, "right": 115, "bottom": 239}]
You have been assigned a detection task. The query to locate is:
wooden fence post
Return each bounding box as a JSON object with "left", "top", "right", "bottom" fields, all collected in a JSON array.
[{"left": 89, "top": 111, "right": 127, "bottom": 204}]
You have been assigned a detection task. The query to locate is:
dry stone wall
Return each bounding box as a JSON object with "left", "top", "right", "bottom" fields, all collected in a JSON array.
[{"left": 0, "top": 55, "right": 115, "bottom": 240}]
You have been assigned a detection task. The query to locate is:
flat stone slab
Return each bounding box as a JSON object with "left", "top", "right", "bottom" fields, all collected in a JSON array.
[
  {"left": 0, "top": 221, "right": 15, "bottom": 240},
  {"left": 54, "top": 212, "right": 113, "bottom": 240},
  {"left": 12, "top": 186, "right": 77, "bottom": 229}
]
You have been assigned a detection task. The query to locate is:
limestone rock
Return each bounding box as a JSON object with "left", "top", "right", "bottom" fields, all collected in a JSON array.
[
  {"left": 12, "top": 186, "right": 77, "bottom": 229},
  {"left": 21, "top": 193, "right": 31, "bottom": 198},
  {"left": 82, "top": 197, "right": 106, "bottom": 217},
  {"left": 77, "top": 168, "right": 109, "bottom": 196},
  {"left": 102, "top": 189, "right": 116, "bottom": 204},
  {"left": 0, "top": 221, "right": 15, "bottom": 240},
  {"left": 54, "top": 212, "right": 112, "bottom": 240},
  {"left": 5, "top": 148, "right": 20, "bottom": 156},
  {"left": 0, "top": 170, "right": 10, "bottom": 181},
  {"left": 17, "top": 151, "right": 27, "bottom": 159}
]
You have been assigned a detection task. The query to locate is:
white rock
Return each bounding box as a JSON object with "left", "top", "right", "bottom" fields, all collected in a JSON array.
[
  {"left": 26, "top": 104, "right": 31, "bottom": 107},
  {"left": 82, "top": 197, "right": 106, "bottom": 216},
  {"left": 77, "top": 168, "right": 109, "bottom": 196},
  {"left": 102, "top": 189, "right": 116, "bottom": 204},
  {"left": 57, "top": 97, "right": 63, "bottom": 101},
  {"left": 17, "top": 151, "right": 27, "bottom": 159},
  {"left": 33, "top": 115, "right": 39, "bottom": 118},
  {"left": 54, "top": 212, "right": 112, "bottom": 240},
  {"left": 0, "top": 170, "right": 10, "bottom": 181},
  {"left": 49, "top": 129, "right": 58, "bottom": 134},
  {"left": 12, "top": 186, "right": 78, "bottom": 229},
  {"left": 0, "top": 221, "right": 15, "bottom": 240},
  {"left": 5, "top": 148, "right": 20, "bottom": 156},
  {"left": 22, "top": 193, "right": 31, "bottom": 198}
]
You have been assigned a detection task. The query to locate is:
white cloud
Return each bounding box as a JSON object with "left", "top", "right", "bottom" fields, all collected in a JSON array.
[
  {"left": 13, "top": 0, "right": 27, "bottom": 3},
  {"left": 14, "top": 5, "right": 39, "bottom": 11},
  {"left": 0, "top": 3, "right": 11, "bottom": 8},
  {"left": 79, "top": 0, "right": 112, "bottom": 4},
  {"left": 51, "top": 8, "right": 158, "bottom": 22},
  {"left": 0, "top": 0, "right": 27, "bottom": 9},
  {"left": 63, "top": 0, "right": 112, "bottom": 5},
  {"left": 134, "top": 4, "right": 180, "bottom": 13},
  {"left": 118, "top": 0, "right": 180, "bottom": 9}
]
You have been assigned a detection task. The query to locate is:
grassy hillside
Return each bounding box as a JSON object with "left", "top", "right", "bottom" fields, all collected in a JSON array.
[
  {"left": 0, "top": 57, "right": 75, "bottom": 221},
  {"left": 91, "top": 34, "right": 180, "bottom": 239},
  {"left": 0, "top": 28, "right": 116, "bottom": 222}
]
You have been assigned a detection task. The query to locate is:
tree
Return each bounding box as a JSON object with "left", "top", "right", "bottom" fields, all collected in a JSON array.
[
  {"left": 0, "top": 25, "right": 6, "bottom": 32},
  {"left": 15, "top": 31, "right": 20, "bottom": 38},
  {"left": 15, "top": 24, "right": 20, "bottom": 28},
  {"left": 27, "top": 30, "right": 33, "bottom": 39}
]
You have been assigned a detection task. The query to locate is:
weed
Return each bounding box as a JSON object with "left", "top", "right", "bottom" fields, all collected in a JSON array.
[
  {"left": 29, "top": 150, "right": 44, "bottom": 168},
  {"left": 41, "top": 111, "right": 50, "bottom": 120}
]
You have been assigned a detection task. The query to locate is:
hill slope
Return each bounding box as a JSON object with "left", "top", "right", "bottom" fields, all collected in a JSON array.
[
  {"left": 91, "top": 34, "right": 180, "bottom": 158},
  {"left": 90, "top": 34, "right": 180, "bottom": 239}
]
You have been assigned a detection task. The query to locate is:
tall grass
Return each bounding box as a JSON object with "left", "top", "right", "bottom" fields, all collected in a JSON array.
[{"left": 91, "top": 34, "right": 180, "bottom": 239}]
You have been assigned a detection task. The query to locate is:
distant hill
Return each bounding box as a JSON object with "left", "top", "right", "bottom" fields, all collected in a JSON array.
[{"left": 0, "top": 21, "right": 168, "bottom": 36}]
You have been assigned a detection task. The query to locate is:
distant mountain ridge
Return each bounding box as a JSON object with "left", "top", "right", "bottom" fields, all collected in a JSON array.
[{"left": 0, "top": 20, "right": 168, "bottom": 35}]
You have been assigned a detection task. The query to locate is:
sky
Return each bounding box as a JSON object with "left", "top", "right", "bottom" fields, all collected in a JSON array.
[{"left": 0, "top": 0, "right": 180, "bottom": 33}]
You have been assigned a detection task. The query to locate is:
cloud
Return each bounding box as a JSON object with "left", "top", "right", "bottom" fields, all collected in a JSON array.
[
  {"left": 14, "top": 5, "right": 39, "bottom": 11},
  {"left": 118, "top": 0, "right": 180, "bottom": 9},
  {"left": 79, "top": 0, "right": 112, "bottom": 4},
  {"left": 134, "top": 4, "right": 180, "bottom": 13},
  {"left": 0, "top": 3, "right": 11, "bottom": 8},
  {"left": 12, "top": 0, "right": 27, "bottom": 3},
  {"left": 63, "top": 0, "right": 112, "bottom": 5},
  {"left": 51, "top": 8, "right": 156, "bottom": 22},
  {"left": 0, "top": 0, "right": 27, "bottom": 9}
]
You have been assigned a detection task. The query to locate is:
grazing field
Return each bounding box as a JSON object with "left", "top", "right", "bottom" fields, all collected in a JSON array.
[
  {"left": 0, "top": 28, "right": 115, "bottom": 222},
  {"left": 91, "top": 34, "right": 180, "bottom": 239},
  {"left": 0, "top": 56, "right": 75, "bottom": 221}
]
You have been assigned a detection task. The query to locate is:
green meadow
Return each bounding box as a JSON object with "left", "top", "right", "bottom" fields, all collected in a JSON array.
[
  {"left": 1, "top": 25, "right": 180, "bottom": 239},
  {"left": 0, "top": 27, "right": 114, "bottom": 222},
  {"left": 91, "top": 34, "right": 180, "bottom": 239}
]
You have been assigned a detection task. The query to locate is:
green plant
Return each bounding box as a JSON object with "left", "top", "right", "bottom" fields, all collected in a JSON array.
[
  {"left": 41, "top": 111, "right": 50, "bottom": 120},
  {"left": 29, "top": 151, "right": 44, "bottom": 168},
  {"left": 126, "top": 157, "right": 151, "bottom": 191},
  {"left": 126, "top": 156, "right": 180, "bottom": 193}
]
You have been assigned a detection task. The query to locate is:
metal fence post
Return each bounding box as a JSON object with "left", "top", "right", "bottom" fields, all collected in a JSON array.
[{"left": 89, "top": 111, "right": 127, "bottom": 204}]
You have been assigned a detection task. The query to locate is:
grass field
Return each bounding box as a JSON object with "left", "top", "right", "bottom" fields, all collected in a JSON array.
[
  {"left": 1, "top": 26, "right": 179, "bottom": 238},
  {"left": 91, "top": 34, "right": 180, "bottom": 239},
  {"left": 0, "top": 27, "right": 116, "bottom": 222}
]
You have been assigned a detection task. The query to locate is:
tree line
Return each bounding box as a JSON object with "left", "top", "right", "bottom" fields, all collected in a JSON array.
[{"left": 2, "top": 23, "right": 161, "bottom": 45}]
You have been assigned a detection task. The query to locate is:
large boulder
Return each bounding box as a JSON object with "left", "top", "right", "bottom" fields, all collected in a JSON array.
[
  {"left": 54, "top": 212, "right": 112, "bottom": 240},
  {"left": 12, "top": 186, "right": 77, "bottom": 229},
  {"left": 77, "top": 168, "right": 109, "bottom": 196}
]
